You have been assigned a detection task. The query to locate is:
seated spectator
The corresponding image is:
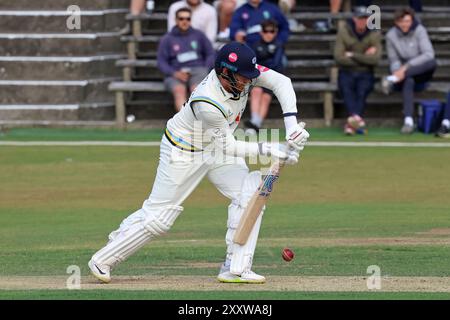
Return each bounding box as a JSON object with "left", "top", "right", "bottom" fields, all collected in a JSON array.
[
  {"left": 216, "top": 0, "right": 247, "bottom": 41},
  {"left": 435, "top": 102, "right": 450, "bottom": 138},
  {"left": 382, "top": 7, "right": 436, "bottom": 134},
  {"left": 157, "top": 7, "right": 215, "bottom": 112},
  {"left": 317, "top": 0, "right": 422, "bottom": 32},
  {"left": 130, "top": 0, "right": 146, "bottom": 15},
  {"left": 334, "top": 6, "right": 382, "bottom": 135},
  {"left": 314, "top": 0, "right": 371, "bottom": 32},
  {"left": 265, "top": 0, "right": 303, "bottom": 31},
  {"left": 168, "top": 0, "right": 218, "bottom": 45},
  {"left": 230, "top": 0, "right": 290, "bottom": 47},
  {"left": 245, "top": 20, "right": 285, "bottom": 134}
]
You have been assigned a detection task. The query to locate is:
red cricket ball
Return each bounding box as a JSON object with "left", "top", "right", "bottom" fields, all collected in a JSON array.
[{"left": 282, "top": 248, "right": 294, "bottom": 262}]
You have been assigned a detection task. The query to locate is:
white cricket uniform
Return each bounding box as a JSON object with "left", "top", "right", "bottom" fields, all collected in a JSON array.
[{"left": 92, "top": 66, "right": 299, "bottom": 273}]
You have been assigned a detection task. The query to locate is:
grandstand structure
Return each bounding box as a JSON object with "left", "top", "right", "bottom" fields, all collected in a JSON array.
[{"left": 0, "top": 0, "right": 449, "bottom": 128}]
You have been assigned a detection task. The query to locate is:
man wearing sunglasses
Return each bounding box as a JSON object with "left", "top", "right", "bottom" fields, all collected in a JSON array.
[
  {"left": 230, "top": 0, "right": 289, "bottom": 47},
  {"left": 157, "top": 7, "right": 215, "bottom": 111},
  {"left": 167, "top": 0, "right": 218, "bottom": 45},
  {"left": 89, "top": 41, "right": 309, "bottom": 284}
]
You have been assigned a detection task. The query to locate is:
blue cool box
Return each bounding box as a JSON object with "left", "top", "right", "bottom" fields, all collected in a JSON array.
[{"left": 417, "top": 100, "right": 443, "bottom": 134}]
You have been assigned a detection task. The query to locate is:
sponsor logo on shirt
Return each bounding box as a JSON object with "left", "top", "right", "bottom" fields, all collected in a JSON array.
[
  {"left": 177, "top": 51, "right": 199, "bottom": 63},
  {"left": 256, "top": 64, "right": 270, "bottom": 72},
  {"left": 247, "top": 24, "right": 262, "bottom": 35}
]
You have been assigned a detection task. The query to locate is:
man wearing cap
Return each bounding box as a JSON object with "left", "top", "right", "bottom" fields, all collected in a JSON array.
[
  {"left": 88, "top": 42, "right": 309, "bottom": 284},
  {"left": 334, "top": 6, "right": 382, "bottom": 135}
]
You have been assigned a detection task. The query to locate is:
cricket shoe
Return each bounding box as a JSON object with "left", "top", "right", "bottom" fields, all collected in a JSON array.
[
  {"left": 88, "top": 259, "right": 111, "bottom": 283},
  {"left": 401, "top": 123, "right": 415, "bottom": 134},
  {"left": 217, "top": 265, "right": 266, "bottom": 284},
  {"left": 435, "top": 125, "right": 450, "bottom": 138}
]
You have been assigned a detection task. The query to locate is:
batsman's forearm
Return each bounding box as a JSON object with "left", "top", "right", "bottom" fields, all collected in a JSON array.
[{"left": 212, "top": 132, "right": 260, "bottom": 158}]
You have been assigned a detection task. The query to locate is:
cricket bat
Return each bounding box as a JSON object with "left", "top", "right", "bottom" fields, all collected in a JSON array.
[{"left": 233, "top": 159, "right": 286, "bottom": 245}]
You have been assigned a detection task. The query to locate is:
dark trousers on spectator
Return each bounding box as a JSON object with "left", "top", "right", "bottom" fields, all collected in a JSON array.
[
  {"left": 444, "top": 97, "right": 450, "bottom": 121},
  {"left": 394, "top": 59, "right": 437, "bottom": 118},
  {"left": 338, "top": 70, "right": 375, "bottom": 117}
]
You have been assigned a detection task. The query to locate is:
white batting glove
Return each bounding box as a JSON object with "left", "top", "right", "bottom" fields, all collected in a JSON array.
[
  {"left": 286, "top": 121, "right": 310, "bottom": 152},
  {"left": 258, "top": 142, "right": 299, "bottom": 165}
]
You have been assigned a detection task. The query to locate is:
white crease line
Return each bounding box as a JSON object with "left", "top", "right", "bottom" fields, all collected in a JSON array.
[{"left": 1, "top": 141, "right": 450, "bottom": 147}]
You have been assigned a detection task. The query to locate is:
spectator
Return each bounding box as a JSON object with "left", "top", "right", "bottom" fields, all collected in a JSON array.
[
  {"left": 130, "top": 0, "right": 146, "bottom": 15},
  {"left": 334, "top": 6, "right": 382, "bottom": 135},
  {"left": 168, "top": 0, "right": 218, "bottom": 45},
  {"left": 245, "top": 20, "right": 285, "bottom": 134},
  {"left": 317, "top": 1, "right": 422, "bottom": 32},
  {"left": 382, "top": 7, "right": 436, "bottom": 134},
  {"left": 230, "top": 0, "right": 290, "bottom": 47},
  {"left": 157, "top": 7, "right": 215, "bottom": 112},
  {"left": 266, "top": 0, "right": 305, "bottom": 32},
  {"left": 435, "top": 103, "right": 450, "bottom": 138},
  {"left": 216, "top": 0, "right": 247, "bottom": 40},
  {"left": 314, "top": 0, "right": 371, "bottom": 32}
]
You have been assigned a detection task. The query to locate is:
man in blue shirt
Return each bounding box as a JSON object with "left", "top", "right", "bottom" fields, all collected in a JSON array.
[
  {"left": 230, "top": 0, "right": 289, "bottom": 47},
  {"left": 157, "top": 7, "right": 215, "bottom": 111}
]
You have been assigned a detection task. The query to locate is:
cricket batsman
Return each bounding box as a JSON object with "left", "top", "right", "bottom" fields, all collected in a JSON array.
[{"left": 89, "top": 42, "right": 309, "bottom": 284}]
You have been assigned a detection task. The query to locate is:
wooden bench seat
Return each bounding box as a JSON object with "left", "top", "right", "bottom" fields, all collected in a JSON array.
[{"left": 108, "top": 81, "right": 337, "bottom": 129}]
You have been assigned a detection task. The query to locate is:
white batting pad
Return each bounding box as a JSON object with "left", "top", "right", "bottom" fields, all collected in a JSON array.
[
  {"left": 227, "top": 171, "right": 264, "bottom": 275},
  {"left": 92, "top": 205, "right": 183, "bottom": 268},
  {"left": 230, "top": 213, "right": 263, "bottom": 275}
]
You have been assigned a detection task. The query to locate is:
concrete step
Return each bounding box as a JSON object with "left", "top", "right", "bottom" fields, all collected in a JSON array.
[
  {"left": 0, "top": 55, "right": 125, "bottom": 80},
  {"left": 0, "top": 10, "right": 128, "bottom": 33},
  {"left": 0, "top": 0, "right": 129, "bottom": 10},
  {"left": 0, "top": 102, "right": 115, "bottom": 121},
  {"left": 0, "top": 78, "right": 118, "bottom": 104},
  {"left": 0, "top": 32, "right": 125, "bottom": 56}
]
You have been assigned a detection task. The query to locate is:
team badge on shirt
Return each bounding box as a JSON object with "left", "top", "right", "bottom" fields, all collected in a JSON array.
[{"left": 191, "top": 40, "right": 198, "bottom": 50}]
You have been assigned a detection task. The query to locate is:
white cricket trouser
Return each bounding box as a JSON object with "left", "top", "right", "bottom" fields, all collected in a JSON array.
[{"left": 96, "top": 134, "right": 255, "bottom": 268}]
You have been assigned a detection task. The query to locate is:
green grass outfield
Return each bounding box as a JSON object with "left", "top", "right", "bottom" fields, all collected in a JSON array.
[{"left": 0, "top": 127, "right": 449, "bottom": 299}]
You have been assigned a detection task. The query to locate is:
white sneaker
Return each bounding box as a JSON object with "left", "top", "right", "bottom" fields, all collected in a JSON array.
[
  {"left": 217, "top": 270, "right": 266, "bottom": 284},
  {"left": 381, "top": 76, "right": 394, "bottom": 95},
  {"left": 288, "top": 19, "right": 306, "bottom": 32},
  {"left": 88, "top": 259, "right": 111, "bottom": 283}
]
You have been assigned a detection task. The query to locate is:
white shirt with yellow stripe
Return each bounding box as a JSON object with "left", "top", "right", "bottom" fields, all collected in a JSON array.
[{"left": 165, "top": 66, "right": 299, "bottom": 157}]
